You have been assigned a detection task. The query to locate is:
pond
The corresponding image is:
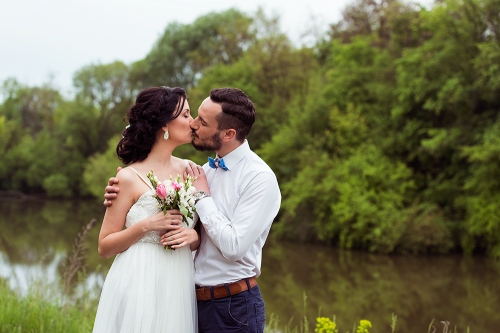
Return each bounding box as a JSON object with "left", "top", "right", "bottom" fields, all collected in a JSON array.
[{"left": 0, "top": 198, "right": 498, "bottom": 332}]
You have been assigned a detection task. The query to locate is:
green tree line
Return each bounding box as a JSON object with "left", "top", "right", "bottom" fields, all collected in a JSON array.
[{"left": 1, "top": 0, "right": 499, "bottom": 257}]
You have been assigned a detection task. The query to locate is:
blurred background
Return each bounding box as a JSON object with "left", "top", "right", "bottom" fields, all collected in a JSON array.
[{"left": 1, "top": 0, "right": 499, "bottom": 332}]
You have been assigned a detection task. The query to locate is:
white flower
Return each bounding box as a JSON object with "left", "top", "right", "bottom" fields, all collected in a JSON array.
[{"left": 180, "top": 199, "right": 188, "bottom": 208}]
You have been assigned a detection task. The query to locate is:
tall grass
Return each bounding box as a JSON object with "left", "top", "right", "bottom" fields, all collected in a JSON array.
[
  {"left": 62, "top": 218, "right": 97, "bottom": 295},
  {"left": 0, "top": 219, "right": 472, "bottom": 333},
  {"left": 0, "top": 281, "right": 473, "bottom": 333},
  {"left": 264, "top": 314, "right": 470, "bottom": 333},
  {"left": 0, "top": 219, "right": 99, "bottom": 333},
  {"left": 263, "top": 293, "right": 470, "bottom": 333},
  {"left": 0, "top": 279, "right": 96, "bottom": 333}
]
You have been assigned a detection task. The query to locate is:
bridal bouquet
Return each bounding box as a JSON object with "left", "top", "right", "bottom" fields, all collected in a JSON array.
[{"left": 146, "top": 170, "right": 197, "bottom": 249}]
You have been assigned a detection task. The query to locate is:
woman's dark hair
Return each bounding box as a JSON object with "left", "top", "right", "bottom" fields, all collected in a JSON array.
[
  {"left": 116, "top": 86, "right": 186, "bottom": 165},
  {"left": 210, "top": 88, "right": 255, "bottom": 142}
]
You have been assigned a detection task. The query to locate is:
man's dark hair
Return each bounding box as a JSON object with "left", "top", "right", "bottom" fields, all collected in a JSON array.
[{"left": 210, "top": 88, "right": 255, "bottom": 142}]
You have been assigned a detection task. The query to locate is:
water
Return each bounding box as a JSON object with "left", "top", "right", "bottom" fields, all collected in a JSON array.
[{"left": 0, "top": 198, "right": 498, "bottom": 332}]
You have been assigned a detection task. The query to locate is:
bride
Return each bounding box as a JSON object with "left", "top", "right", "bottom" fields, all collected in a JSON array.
[{"left": 92, "top": 86, "right": 199, "bottom": 333}]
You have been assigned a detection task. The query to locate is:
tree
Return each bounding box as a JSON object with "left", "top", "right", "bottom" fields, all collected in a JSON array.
[
  {"left": 0, "top": 78, "right": 61, "bottom": 135},
  {"left": 73, "top": 61, "right": 134, "bottom": 154},
  {"left": 143, "top": 9, "right": 254, "bottom": 89}
]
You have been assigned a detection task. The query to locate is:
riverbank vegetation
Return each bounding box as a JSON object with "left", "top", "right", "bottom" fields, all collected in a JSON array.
[
  {"left": 0, "top": 279, "right": 96, "bottom": 333},
  {"left": 1, "top": 0, "right": 500, "bottom": 257},
  {"left": 1, "top": 215, "right": 481, "bottom": 332},
  {"left": 0, "top": 280, "right": 470, "bottom": 333}
]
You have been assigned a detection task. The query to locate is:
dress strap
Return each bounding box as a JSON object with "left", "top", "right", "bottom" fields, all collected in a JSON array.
[{"left": 128, "top": 167, "right": 154, "bottom": 190}]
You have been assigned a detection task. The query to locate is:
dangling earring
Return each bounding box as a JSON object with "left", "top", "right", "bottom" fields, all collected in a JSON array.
[{"left": 163, "top": 130, "right": 169, "bottom": 140}]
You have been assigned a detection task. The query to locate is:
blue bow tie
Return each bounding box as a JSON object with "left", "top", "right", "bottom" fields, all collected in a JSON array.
[{"left": 208, "top": 156, "right": 228, "bottom": 171}]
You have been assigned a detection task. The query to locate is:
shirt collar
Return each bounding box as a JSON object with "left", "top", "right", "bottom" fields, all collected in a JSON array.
[{"left": 216, "top": 140, "right": 250, "bottom": 171}]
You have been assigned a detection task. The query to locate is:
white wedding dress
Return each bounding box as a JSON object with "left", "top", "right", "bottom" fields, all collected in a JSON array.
[{"left": 92, "top": 169, "right": 198, "bottom": 333}]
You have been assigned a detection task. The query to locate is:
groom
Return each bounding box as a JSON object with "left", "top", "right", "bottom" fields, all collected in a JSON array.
[{"left": 104, "top": 87, "right": 281, "bottom": 333}]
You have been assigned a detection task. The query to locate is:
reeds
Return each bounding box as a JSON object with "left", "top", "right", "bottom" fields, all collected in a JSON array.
[
  {"left": 0, "top": 218, "right": 99, "bottom": 332},
  {"left": 428, "top": 319, "right": 471, "bottom": 333},
  {"left": 0, "top": 279, "right": 95, "bottom": 333},
  {"left": 0, "top": 219, "right": 475, "bottom": 333},
  {"left": 62, "top": 218, "right": 97, "bottom": 295},
  {"left": 263, "top": 295, "right": 470, "bottom": 333}
]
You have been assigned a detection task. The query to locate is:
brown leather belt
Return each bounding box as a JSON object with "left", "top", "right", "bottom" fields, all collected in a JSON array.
[{"left": 196, "top": 277, "right": 257, "bottom": 301}]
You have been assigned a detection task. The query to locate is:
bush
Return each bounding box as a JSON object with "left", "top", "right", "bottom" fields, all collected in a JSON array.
[{"left": 43, "top": 174, "right": 70, "bottom": 198}]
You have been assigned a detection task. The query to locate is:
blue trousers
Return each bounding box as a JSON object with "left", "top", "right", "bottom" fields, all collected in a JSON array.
[{"left": 197, "top": 285, "right": 265, "bottom": 333}]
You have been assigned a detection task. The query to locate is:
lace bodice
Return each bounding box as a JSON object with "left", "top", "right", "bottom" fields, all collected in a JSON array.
[
  {"left": 125, "top": 190, "right": 163, "bottom": 244},
  {"left": 124, "top": 166, "right": 196, "bottom": 244},
  {"left": 125, "top": 189, "right": 196, "bottom": 245}
]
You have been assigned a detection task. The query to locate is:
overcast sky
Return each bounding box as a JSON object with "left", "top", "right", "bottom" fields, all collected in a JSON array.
[{"left": 0, "top": 0, "right": 356, "bottom": 96}]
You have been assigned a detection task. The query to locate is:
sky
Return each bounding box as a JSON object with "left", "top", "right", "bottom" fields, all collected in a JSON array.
[{"left": 0, "top": 0, "right": 353, "bottom": 96}]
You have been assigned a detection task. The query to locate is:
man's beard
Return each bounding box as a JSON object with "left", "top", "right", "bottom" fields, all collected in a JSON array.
[{"left": 191, "top": 131, "right": 223, "bottom": 152}]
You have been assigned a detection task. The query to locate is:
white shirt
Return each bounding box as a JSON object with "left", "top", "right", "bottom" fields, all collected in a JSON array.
[{"left": 194, "top": 140, "right": 281, "bottom": 287}]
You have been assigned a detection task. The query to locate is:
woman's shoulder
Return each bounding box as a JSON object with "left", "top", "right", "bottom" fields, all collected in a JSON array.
[
  {"left": 116, "top": 166, "right": 141, "bottom": 186},
  {"left": 115, "top": 166, "right": 153, "bottom": 202}
]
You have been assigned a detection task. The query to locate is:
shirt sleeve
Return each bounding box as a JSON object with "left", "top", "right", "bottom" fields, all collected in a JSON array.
[{"left": 195, "top": 171, "right": 281, "bottom": 261}]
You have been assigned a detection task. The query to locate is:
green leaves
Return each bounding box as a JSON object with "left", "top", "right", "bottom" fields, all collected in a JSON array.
[
  {"left": 279, "top": 145, "right": 415, "bottom": 253},
  {"left": 2, "top": 0, "right": 500, "bottom": 256},
  {"left": 143, "top": 9, "right": 254, "bottom": 89},
  {"left": 82, "top": 135, "right": 123, "bottom": 199},
  {"left": 73, "top": 61, "right": 134, "bottom": 154}
]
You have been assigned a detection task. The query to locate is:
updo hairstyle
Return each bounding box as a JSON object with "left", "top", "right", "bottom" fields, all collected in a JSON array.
[{"left": 116, "top": 86, "right": 187, "bottom": 165}]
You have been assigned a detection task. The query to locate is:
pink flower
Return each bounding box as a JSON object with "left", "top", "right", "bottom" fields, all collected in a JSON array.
[
  {"left": 172, "top": 182, "right": 182, "bottom": 191},
  {"left": 156, "top": 183, "right": 167, "bottom": 199}
]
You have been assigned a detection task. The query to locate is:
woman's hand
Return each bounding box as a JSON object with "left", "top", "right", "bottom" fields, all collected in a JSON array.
[
  {"left": 161, "top": 226, "right": 199, "bottom": 250},
  {"left": 143, "top": 209, "right": 184, "bottom": 233}
]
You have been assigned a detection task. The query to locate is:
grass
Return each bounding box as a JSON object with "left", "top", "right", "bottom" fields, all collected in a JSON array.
[
  {"left": 0, "top": 279, "right": 96, "bottom": 333},
  {"left": 0, "top": 219, "right": 472, "bottom": 333},
  {"left": 0, "top": 218, "right": 99, "bottom": 333},
  {"left": 0, "top": 280, "right": 473, "bottom": 333},
  {"left": 263, "top": 293, "right": 471, "bottom": 333},
  {"left": 264, "top": 313, "right": 471, "bottom": 333}
]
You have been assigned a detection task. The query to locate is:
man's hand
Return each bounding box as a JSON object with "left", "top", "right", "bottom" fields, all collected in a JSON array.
[
  {"left": 161, "top": 226, "right": 199, "bottom": 250},
  {"left": 103, "top": 167, "right": 122, "bottom": 207},
  {"left": 185, "top": 161, "right": 209, "bottom": 193}
]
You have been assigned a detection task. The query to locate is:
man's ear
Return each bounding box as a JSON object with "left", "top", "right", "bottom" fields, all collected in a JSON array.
[{"left": 223, "top": 129, "right": 237, "bottom": 141}]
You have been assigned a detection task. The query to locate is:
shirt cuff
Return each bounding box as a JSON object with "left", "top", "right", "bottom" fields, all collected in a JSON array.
[
  {"left": 195, "top": 196, "right": 216, "bottom": 219},
  {"left": 195, "top": 197, "right": 226, "bottom": 248}
]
